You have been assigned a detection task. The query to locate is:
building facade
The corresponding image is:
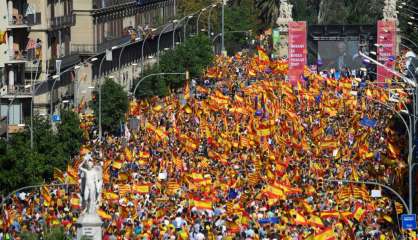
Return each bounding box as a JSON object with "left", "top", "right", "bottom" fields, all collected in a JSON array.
[{"left": 0, "top": 0, "right": 175, "bottom": 136}]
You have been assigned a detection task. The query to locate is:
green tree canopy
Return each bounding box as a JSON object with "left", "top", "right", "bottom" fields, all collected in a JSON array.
[{"left": 92, "top": 78, "right": 128, "bottom": 134}]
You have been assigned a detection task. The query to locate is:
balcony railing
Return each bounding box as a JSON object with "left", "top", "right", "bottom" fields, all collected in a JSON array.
[
  {"left": 0, "top": 85, "right": 32, "bottom": 96},
  {"left": 92, "top": 0, "right": 166, "bottom": 9},
  {"left": 48, "top": 15, "right": 76, "bottom": 29},
  {"left": 71, "top": 36, "right": 131, "bottom": 55},
  {"left": 7, "top": 49, "right": 39, "bottom": 62},
  {"left": 8, "top": 12, "right": 41, "bottom": 27}
]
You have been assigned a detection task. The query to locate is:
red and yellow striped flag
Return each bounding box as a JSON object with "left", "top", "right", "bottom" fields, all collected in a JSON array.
[
  {"left": 132, "top": 184, "right": 150, "bottom": 194},
  {"left": 314, "top": 228, "right": 336, "bottom": 240}
]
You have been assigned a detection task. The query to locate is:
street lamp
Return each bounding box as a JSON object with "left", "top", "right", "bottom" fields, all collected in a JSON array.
[
  {"left": 118, "top": 37, "right": 141, "bottom": 83},
  {"left": 184, "top": 15, "right": 194, "bottom": 40},
  {"left": 50, "top": 74, "right": 61, "bottom": 126},
  {"left": 142, "top": 28, "right": 158, "bottom": 77},
  {"left": 97, "top": 48, "right": 115, "bottom": 140},
  {"left": 196, "top": 8, "right": 207, "bottom": 35},
  {"left": 208, "top": 4, "right": 217, "bottom": 39},
  {"left": 158, "top": 21, "right": 175, "bottom": 65},
  {"left": 366, "top": 97, "right": 414, "bottom": 212}
]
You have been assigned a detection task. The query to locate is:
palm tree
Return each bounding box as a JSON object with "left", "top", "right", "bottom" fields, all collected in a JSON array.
[{"left": 255, "top": 0, "right": 281, "bottom": 26}]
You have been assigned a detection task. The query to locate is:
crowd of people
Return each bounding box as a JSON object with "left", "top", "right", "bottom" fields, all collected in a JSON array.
[{"left": 0, "top": 47, "right": 414, "bottom": 239}]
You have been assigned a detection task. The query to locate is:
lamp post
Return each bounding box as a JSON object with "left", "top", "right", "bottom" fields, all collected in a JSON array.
[
  {"left": 97, "top": 48, "right": 114, "bottom": 140},
  {"left": 50, "top": 74, "right": 61, "bottom": 126},
  {"left": 133, "top": 72, "right": 188, "bottom": 98},
  {"left": 196, "top": 8, "right": 207, "bottom": 35},
  {"left": 184, "top": 15, "right": 194, "bottom": 39},
  {"left": 323, "top": 179, "right": 410, "bottom": 214},
  {"left": 158, "top": 21, "right": 174, "bottom": 65},
  {"left": 173, "top": 18, "right": 186, "bottom": 48},
  {"left": 141, "top": 28, "right": 158, "bottom": 77},
  {"left": 221, "top": 0, "right": 225, "bottom": 54},
  {"left": 6, "top": 94, "right": 17, "bottom": 142},
  {"left": 117, "top": 37, "right": 142, "bottom": 83},
  {"left": 207, "top": 4, "right": 217, "bottom": 39},
  {"left": 366, "top": 97, "right": 414, "bottom": 213}
]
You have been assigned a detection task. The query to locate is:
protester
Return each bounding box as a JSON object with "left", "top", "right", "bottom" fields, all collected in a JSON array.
[{"left": 1, "top": 48, "right": 411, "bottom": 239}]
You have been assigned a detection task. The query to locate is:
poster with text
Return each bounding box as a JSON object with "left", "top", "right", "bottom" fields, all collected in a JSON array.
[
  {"left": 377, "top": 20, "right": 396, "bottom": 86},
  {"left": 288, "top": 21, "right": 307, "bottom": 86}
]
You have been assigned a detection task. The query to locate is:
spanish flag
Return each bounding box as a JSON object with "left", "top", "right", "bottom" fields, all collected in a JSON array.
[
  {"left": 291, "top": 209, "right": 307, "bottom": 225},
  {"left": 70, "top": 196, "right": 81, "bottom": 209},
  {"left": 257, "top": 46, "right": 270, "bottom": 63},
  {"left": 257, "top": 124, "right": 271, "bottom": 137},
  {"left": 308, "top": 215, "right": 324, "bottom": 228},
  {"left": 132, "top": 184, "right": 150, "bottom": 194},
  {"left": 314, "top": 228, "right": 336, "bottom": 240},
  {"left": 264, "top": 184, "right": 285, "bottom": 199},
  {"left": 103, "top": 191, "right": 119, "bottom": 200},
  {"left": 352, "top": 205, "right": 367, "bottom": 222},
  {"left": 192, "top": 199, "right": 213, "bottom": 210},
  {"left": 97, "top": 209, "right": 112, "bottom": 220}
]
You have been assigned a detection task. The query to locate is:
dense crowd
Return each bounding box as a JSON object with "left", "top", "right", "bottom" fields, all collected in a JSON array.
[{"left": 0, "top": 48, "right": 414, "bottom": 239}]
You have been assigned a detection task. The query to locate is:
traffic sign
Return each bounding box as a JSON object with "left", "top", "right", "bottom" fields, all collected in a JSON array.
[
  {"left": 402, "top": 214, "right": 417, "bottom": 230},
  {"left": 52, "top": 115, "right": 61, "bottom": 122}
]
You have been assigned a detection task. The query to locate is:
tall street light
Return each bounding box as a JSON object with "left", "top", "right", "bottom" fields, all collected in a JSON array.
[
  {"left": 141, "top": 28, "right": 158, "bottom": 76},
  {"left": 221, "top": 0, "right": 226, "bottom": 54},
  {"left": 207, "top": 4, "right": 217, "bottom": 39},
  {"left": 118, "top": 37, "right": 142, "bottom": 83},
  {"left": 366, "top": 97, "right": 414, "bottom": 212},
  {"left": 196, "top": 8, "right": 207, "bottom": 35},
  {"left": 158, "top": 21, "right": 175, "bottom": 65}
]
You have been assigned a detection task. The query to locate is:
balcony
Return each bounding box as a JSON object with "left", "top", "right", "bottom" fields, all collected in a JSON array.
[
  {"left": 48, "top": 15, "right": 76, "bottom": 30},
  {"left": 8, "top": 12, "right": 42, "bottom": 28},
  {"left": 93, "top": 0, "right": 134, "bottom": 9},
  {"left": 92, "top": 0, "right": 167, "bottom": 9},
  {"left": 71, "top": 36, "right": 131, "bottom": 55},
  {"left": 5, "top": 48, "right": 39, "bottom": 64},
  {"left": 0, "top": 85, "right": 32, "bottom": 97}
]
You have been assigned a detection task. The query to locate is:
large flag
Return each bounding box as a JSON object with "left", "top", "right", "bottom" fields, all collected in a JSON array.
[
  {"left": 314, "top": 228, "right": 336, "bottom": 240},
  {"left": 132, "top": 184, "right": 150, "bottom": 194},
  {"left": 257, "top": 46, "right": 270, "bottom": 63},
  {"left": 191, "top": 199, "right": 213, "bottom": 210},
  {"left": 353, "top": 204, "right": 367, "bottom": 222}
]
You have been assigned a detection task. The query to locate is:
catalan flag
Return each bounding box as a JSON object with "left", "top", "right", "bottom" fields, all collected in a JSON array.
[
  {"left": 40, "top": 186, "right": 51, "bottom": 204},
  {"left": 53, "top": 168, "right": 65, "bottom": 183},
  {"left": 119, "top": 184, "right": 131, "bottom": 196}
]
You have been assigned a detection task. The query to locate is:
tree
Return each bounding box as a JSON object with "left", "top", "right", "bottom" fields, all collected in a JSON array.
[
  {"left": 92, "top": 78, "right": 128, "bottom": 134},
  {"left": 224, "top": 0, "right": 260, "bottom": 54},
  {"left": 134, "top": 34, "right": 214, "bottom": 98},
  {"left": 57, "top": 109, "right": 83, "bottom": 157},
  {"left": 255, "top": 0, "right": 280, "bottom": 26}
]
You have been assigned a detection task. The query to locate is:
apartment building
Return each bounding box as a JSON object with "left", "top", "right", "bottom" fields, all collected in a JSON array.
[{"left": 0, "top": 0, "right": 175, "bottom": 136}]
